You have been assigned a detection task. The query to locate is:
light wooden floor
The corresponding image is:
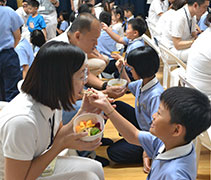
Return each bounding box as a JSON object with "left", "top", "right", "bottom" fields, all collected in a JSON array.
[{"left": 96, "top": 66, "right": 211, "bottom": 180}]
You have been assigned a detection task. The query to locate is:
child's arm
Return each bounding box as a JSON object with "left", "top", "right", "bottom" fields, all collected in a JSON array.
[
  {"left": 101, "top": 22, "right": 126, "bottom": 45},
  {"left": 115, "top": 58, "right": 131, "bottom": 83},
  {"left": 87, "top": 90, "right": 140, "bottom": 146},
  {"left": 56, "top": 28, "right": 64, "bottom": 35}
]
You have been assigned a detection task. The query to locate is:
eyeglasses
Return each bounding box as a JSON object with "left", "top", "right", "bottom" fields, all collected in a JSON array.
[{"left": 84, "top": 67, "right": 88, "bottom": 83}]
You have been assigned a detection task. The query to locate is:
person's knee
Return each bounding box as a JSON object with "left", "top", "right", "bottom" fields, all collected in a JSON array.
[
  {"left": 107, "top": 144, "right": 120, "bottom": 163},
  {"left": 87, "top": 159, "right": 104, "bottom": 180}
]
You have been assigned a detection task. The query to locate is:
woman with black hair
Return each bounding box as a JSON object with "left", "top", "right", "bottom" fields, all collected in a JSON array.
[{"left": 0, "top": 41, "right": 104, "bottom": 180}]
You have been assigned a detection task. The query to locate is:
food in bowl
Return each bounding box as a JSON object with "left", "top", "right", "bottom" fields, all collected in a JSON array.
[
  {"left": 107, "top": 79, "right": 127, "bottom": 88},
  {"left": 75, "top": 119, "right": 101, "bottom": 136},
  {"left": 73, "top": 113, "right": 104, "bottom": 141}
]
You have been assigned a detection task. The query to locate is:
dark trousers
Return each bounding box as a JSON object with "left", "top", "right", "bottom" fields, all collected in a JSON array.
[
  {"left": 0, "top": 49, "right": 21, "bottom": 102},
  {"left": 107, "top": 101, "right": 144, "bottom": 164}
]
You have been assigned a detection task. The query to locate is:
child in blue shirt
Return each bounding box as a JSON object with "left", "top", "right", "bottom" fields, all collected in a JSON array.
[
  {"left": 87, "top": 86, "right": 211, "bottom": 180},
  {"left": 56, "top": 11, "right": 69, "bottom": 35},
  {"left": 107, "top": 46, "right": 164, "bottom": 164},
  {"left": 101, "top": 17, "right": 147, "bottom": 80},
  {"left": 27, "top": 0, "right": 46, "bottom": 39}
]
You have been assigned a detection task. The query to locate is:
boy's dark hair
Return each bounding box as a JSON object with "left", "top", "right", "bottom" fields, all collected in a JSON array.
[
  {"left": 124, "top": 4, "right": 135, "bottom": 15},
  {"left": 69, "top": 11, "right": 76, "bottom": 23},
  {"left": 78, "top": 3, "right": 94, "bottom": 14},
  {"left": 28, "top": 0, "right": 39, "bottom": 7},
  {"left": 112, "top": 6, "right": 124, "bottom": 22},
  {"left": 22, "top": 41, "right": 85, "bottom": 111},
  {"left": 187, "top": 0, "right": 207, "bottom": 6},
  {"left": 69, "top": 13, "right": 98, "bottom": 33},
  {"left": 128, "top": 17, "right": 147, "bottom": 37},
  {"left": 161, "top": 87, "right": 211, "bottom": 143},
  {"left": 127, "top": 46, "right": 160, "bottom": 78},
  {"left": 99, "top": 11, "right": 111, "bottom": 26},
  {"left": 30, "top": 30, "right": 46, "bottom": 48},
  {"left": 172, "top": 0, "right": 187, "bottom": 10},
  {"left": 59, "top": 11, "right": 69, "bottom": 22}
]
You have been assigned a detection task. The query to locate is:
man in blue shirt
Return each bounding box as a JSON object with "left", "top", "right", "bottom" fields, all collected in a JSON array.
[
  {"left": 0, "top": 1, "right": 24, "bottom": 101},
  {"left": 87, "top": 86, "right": 211, "bottom": 180}
]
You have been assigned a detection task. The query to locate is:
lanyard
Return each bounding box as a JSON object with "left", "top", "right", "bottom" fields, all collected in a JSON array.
[
  {"left": 47, "top": 114, "right": 55, "bottom": 149},
  {"left": 184, "top": 8, "right": 192, "bottom": 34}
]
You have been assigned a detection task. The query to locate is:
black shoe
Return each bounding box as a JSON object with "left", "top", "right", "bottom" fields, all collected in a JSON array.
[
  {"left": 101, "top": 138, "right": 113, "bottom": 146},
  {"left": 95, "top": 155, "right": 110, "bottom": 167}
]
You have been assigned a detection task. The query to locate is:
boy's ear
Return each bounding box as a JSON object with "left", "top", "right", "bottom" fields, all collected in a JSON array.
[
  {"left": 173, "top": 124, "right": 185, "bottom": 137},
  {"left": 134, "top": 30, "right": 139, "bottom": 37}
]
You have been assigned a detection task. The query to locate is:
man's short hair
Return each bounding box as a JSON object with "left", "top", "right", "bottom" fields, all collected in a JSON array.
[
  {"left": 128, "top": 17, "right": 147, "bottom": 37},
  {"left": 160, "top": 87, "right": 211, "bottom": 143},
  {"left": 99, "top": 11, "right": 112, "bottom": 26},
  {"left": 28, "top": 0, "right": 39, "bottom": 7},
  {"left": 127, "top": 46, "right": 160, "bottom": 78},
  {"left": 69, "top": 13, "right": 98, "bottom": 34},
  {"left": 172, "top": 0, "right": 187, "bottom": 10},
  {"left": 187, "top": 0, "right": 207, "bottom": 6},
  {"left": 22, "top": 41, "right": 85, "bottom": 111}
]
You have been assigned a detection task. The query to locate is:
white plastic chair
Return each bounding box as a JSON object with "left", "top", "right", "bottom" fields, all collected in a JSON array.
[
  {"left": 145, "top": 17, "right": 161, "bottom": 43},
  {"left": 158, "top": 43, "right": 186, "bottom": 89},
  {"left": 178, "top": 74, "right": 211, "bottom": 172},
  {"left": 142, "top": 34, "right": 160, "bottom": 56}
]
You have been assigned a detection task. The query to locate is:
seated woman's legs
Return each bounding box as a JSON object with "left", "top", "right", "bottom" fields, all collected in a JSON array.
[{"left": 37, "top": 156, "right": 104, "bottom": 180}]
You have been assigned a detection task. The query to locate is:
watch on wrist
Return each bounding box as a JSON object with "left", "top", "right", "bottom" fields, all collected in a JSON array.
[{"left": 102, "top": 82, "right": 108, "bottom": 90}]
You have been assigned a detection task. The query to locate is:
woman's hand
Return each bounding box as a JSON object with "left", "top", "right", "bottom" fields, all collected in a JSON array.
[
  {"left": 79, "top": 89, "right": 103, "bottom": 115},
  {"left": 104, "top": 85, "right": 127, "bottom": 99},
  {"left": 54, "top": 122, "right": 102, "bottom": 151}
]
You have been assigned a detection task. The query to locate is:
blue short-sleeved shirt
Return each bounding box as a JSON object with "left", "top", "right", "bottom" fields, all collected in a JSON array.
[
  {"left": 27, "top": 14, "right": 46, "bottom": 32},
  {"left": 15, "top": 38, "right": 34, "bottom": 69},
  {"left": 59, "top": 21, "right": 69, "bottom": 32},
  {"left": 128, "top": 77, "right": 164, "bottom": 131},
  {"left": 97, "top": 30, "right": 117, "bottom": 59},
  {"left": 123, "top": 36, "right": 145, "bottom": 57},
  {"left": 0, "top": 6, "right": 24, "bottom": 52},
  {"left": 198, "top": 12, "right": 208, "bottom": 32},
  {"left": 138, "top": 131, "right": 197, "bottom": 180}
]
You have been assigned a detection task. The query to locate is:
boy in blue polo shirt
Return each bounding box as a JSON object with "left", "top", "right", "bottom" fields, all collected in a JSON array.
[
  {"left": 87, "top": 86, "right": 211, "bottom": 180},
  {"left": 27, "top": 0, "right": 46, "bottom": 39},
  {"left": 107, "top": 46, "right": 164, "bottom": 164},
  {"left": 101, "top": 16, "right": 147, "bottom": 80}
]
